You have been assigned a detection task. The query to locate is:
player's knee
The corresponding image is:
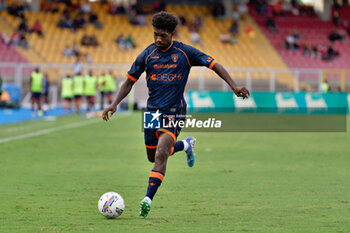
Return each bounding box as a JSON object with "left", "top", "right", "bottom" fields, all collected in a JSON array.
[{"left": 155, "top": 146, "right": 170, "bottom": 163}]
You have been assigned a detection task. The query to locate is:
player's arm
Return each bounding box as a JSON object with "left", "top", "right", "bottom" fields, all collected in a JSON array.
[
  {"left": 102, "top": 78, "right": 135, "bottom": 121},
  {"left": 212, "top": 62, "right": 250, "bottom": 99}
]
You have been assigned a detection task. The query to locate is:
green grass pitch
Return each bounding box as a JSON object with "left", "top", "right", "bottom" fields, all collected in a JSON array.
[{"left": 0, "top": 112, "right": 349, "bottom": 232}]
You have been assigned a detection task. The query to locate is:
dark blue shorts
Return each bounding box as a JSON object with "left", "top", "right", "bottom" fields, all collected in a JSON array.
[
  {"left": 144, "top": 111, "right": 186, "bottom": 149},
  {"left": 31, "top": 92, "right": 41, "bottom": 99}
]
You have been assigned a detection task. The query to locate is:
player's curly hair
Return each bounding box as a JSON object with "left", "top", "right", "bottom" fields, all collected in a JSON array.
[{"left": 152, "top": 11, "right": 179, "bottom": 33}]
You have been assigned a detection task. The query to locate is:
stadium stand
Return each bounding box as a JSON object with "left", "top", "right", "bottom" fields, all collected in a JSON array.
[
  {"left": 249, "top": 4, "right": 350, "bottom": 69},
  {"left": 1, "top": 2, "right": 293, "bottom": 88}
]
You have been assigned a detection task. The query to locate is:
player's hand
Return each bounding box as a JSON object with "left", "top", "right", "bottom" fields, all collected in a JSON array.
[
  {"left": 102, "top": 105, "right": 117, "bottom": 121},
  {"left": 234, "top": 87, "right": 250, "bottom": 99}
]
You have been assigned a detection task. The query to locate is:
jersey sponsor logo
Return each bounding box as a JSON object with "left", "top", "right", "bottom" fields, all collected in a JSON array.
[
  {"left": 171, "top": 54, "right": 179, "bottom": 62},
  {"left": 153, "top": 64, "right": 177, "bottom": 69},
  {"left": 151, "top": 56, "right": 159, "bottom": 59},
  {"left": 150, "top": 73, "right": 182, "bottom": 81}
]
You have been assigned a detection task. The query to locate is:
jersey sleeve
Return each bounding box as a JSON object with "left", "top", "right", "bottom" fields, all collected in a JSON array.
[
  {"left": 126, "top": 49, "right": 147, "bottom": 82},
  {"left": 185, "top": 45, "right": 216, "bottom": 69}
]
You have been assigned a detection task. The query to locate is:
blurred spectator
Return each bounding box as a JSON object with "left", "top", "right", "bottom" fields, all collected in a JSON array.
[
  {"left": 73, "top": 57, "right": 83, "bottom": 75},
  {"left": 72, "top": 13, "right": 85, "bottom": 32},
  {"left": 10, "top": 31, "right": 21, "bottom": 46},
  {"left": 322, "top": 45, "right": 340, "bottom": 61},
  {"left": 31, "top": 20, "right": 44, "bottom": 37},
  {"left": 89, "top": 12, "right": 103, "bottom": 29},
  {"left": 190, "top": 31, "right": 201, "bottom": 44},
  {"left": 41, "top": 0, "right": 59, "bottom": 13},
  {"left": 63, "top": 45, "right": 75, "bottom": 57},
  {"left": 232, "top": 5, "right": 240, "bottom": 21},
  {"left": 115, "top": 34, "right": 127, "bottom": 50},
  {"left": 193, "top": 17, "right": 203, "bottom": 32},
  {"left": 219, "top": 33, "right": 232, "bottom": 44},
  {"left": 230, "top": 21, "right": 239, "bottom": 36},
  {"left": 285, "top": 34, "right": 296, "bottom": 50},
  {"left": 212, "top": 1, "right": 225, "bottom": 18},
  {"left": 126, "top": 35, "right": 135, "bottom": 50},
  {"left": 329, "top": 30, "right": 346, "bottom": 43},
  {"left": 179, "top": 15, "right": 187, "bottom": 26},
  {"left": 152, "top": 0, "right": 166, "bottom": 12},
  {"left": 81, "top": 1, "right": 91, "bottom": 14},
  {"left": 266, "top": 16, "right": 278, "bottom": 33},
  {"left": 58, "top": 12, "right": 73, "bottom": 29},
  {"left": 138, "top": 14, "right": 147, "bottom": 26},
  {"left": 81, "top": 33, "right": 99, "bottom": 47},
  {"left": 1, "top": 33, "right": 10, "bottom": 46},
  {"left": 19, "top": 32, "right": 29, "bottom": 49},
  {"left": 108, "top": 3, "right": 126, "bottom": 15},
  {"left": 85, "top": 53, "right": 93, "bottom": 63},
  {"left": 238, "top": 1, "right": 248, "bottom": 19},
  {"left": 0, "top": 0, "right": 8, "bottom": 11},
  {"left": 8, "top": 1, "right": 25, "bottom": 18},
  {"left": 311, "top": 45, "right": 318, "bottom": 58},
  {"left": 332, "top": 11, "right": 341, "bottom": 26},
  {"left": 302, "top": 42, "right": 311, "bottom": 56},
  {"left": 18, "top": 18, "right": 29, "bottom": 33}
]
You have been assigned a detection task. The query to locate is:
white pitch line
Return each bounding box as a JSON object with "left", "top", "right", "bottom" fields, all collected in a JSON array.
[{"left": 0, "top": 113, "right": 130, "bottom": 144}]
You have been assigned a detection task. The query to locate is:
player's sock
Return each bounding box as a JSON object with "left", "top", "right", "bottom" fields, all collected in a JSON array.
[
  {"left": 171, "top": 140, "right": 189, "bottom": 155},
  {"left": 172, "top": 141, "right": 184, "bottom": 154},
  {"left": 145, "top": 170, "right": 164, "bottom": 200}
]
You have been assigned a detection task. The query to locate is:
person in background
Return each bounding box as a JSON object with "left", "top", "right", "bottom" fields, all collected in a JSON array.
[
  {"left": 98, "top": 72, "right": 106, "bottom": 110},
  {"left": 30, "top": 67, "right": 44, "bottom": 116},
  {"left": 42, "top": 72, "right": 50, "bottom": 113},
  {"left": 84, "top": 70, "right": 98, "bottom": 112},
  {"left": 73, "top": 71, "right": 84, "bottom": 113},
  {"left": 321, "top": 79, "right": 329, "bottom": 93},
  {"left": 104, "top": 70, "right": 117, "bottom": 105},
  {"left": 61, "top": 74, "right": 74, "bottom": 112}
]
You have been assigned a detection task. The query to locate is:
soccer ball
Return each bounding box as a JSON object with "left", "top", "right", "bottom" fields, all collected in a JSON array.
[{"left": 98, "top": 192, "right": 125, "bottom": 218}]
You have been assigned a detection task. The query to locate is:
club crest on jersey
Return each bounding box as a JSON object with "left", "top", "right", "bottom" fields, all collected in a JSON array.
[{"left": 171, "top": 54, "right": 178, "bottom": 63}]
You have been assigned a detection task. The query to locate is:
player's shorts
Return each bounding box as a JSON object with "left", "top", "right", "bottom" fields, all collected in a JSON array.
[
  {"left": 31, "top": 92, "right": 41, "bottom": 100},
  {"left": 144, "top": 111, "right": 186, "bottom": 150},
  {"left": 63, "top": 97, "right": 72, "bottom": 101},
  {"left": 74, "top": 95, "right": 82, "bottom": 99},
  {"left": 86, "top": 96, "right": 95, "bottom": 102}
]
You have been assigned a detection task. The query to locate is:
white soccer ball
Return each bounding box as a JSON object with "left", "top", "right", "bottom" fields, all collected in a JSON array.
[{"left": 98, "top": 192, "right": 125, "bottom": 218}]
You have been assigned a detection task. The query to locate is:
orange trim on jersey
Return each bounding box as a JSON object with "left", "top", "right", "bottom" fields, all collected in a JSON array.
[
  {"left": 126, "top": 73, "right": 138, "bottom": 82},
  {"left": 174, "top": 47, "right": 191, "bottom": 67},
  {"left": 150, "top": 171, "right": 164, "bottom": 181},
  {"left": 157, "top": 129, "right": 176, "bottom": 142},
  {"left": 169, "top": 146, "right": 174, "bottom": 157},
  {"left": 161, "top": 41, "right": 173, "bottom": 52},
  {"left": 145, "top": 145, "right": 157, "bottom": 149},
  {"left": 145, "top": 48, "right": 158, "bottom": 65},
  {"left": 209, "top": 60, "right": 216, "bottom": 69}
]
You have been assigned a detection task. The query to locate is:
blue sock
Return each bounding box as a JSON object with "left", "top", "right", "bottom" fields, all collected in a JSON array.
[
  {"left": 146, "top": 170, "right": 164, "bottom": 200},
  {"left": 172, "top": 141, "right": 184, "bottom": 155}
]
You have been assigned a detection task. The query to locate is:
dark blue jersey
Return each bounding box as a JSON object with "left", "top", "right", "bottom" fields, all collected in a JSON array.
[{"left": 127, "top": 41, "right": 216, "bottom": 112}]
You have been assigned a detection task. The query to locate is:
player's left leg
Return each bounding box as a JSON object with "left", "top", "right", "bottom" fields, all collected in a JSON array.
[{"left": 139, "top": 132, "right": 174, "bottom": 218}]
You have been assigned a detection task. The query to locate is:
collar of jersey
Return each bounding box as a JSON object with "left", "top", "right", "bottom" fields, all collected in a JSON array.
[{"left": 160, "top": 41, "right": 173, "bottom": 53}]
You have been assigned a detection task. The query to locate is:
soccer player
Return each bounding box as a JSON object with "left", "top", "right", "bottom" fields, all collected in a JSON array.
[
  {"left": 102, "top": 11, "right": 249, "bottom": 218},
  {"left": 61, "top": 74, "right": 73, "bottom": 112},
  {"left": 30, "top": 67, "right": 44, "bottom": 116}
]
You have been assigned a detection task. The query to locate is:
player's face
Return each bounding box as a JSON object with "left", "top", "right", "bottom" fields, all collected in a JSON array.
[{"left": 153, "top": 28, "right": 173, "bottom": 50}]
